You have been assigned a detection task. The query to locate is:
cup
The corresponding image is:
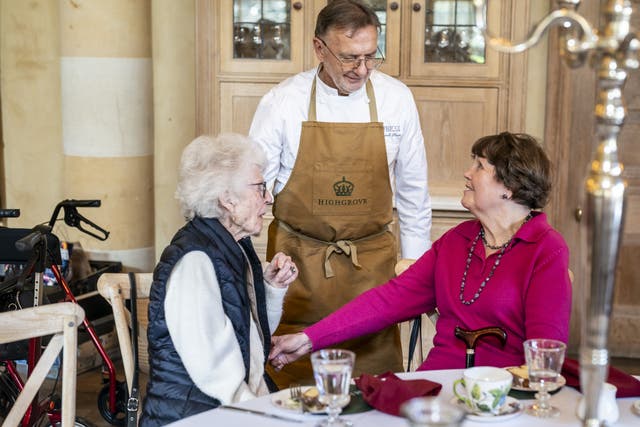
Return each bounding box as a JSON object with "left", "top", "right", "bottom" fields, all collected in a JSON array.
[
  {"left": 401, "top": 396, "right": 466, "bottom": 427},
  {"left": 453, "top": 366, "right": 512, "bottom": 415},
  {"left": 576, "top": 382, "right": 619, "bottom": 424}
]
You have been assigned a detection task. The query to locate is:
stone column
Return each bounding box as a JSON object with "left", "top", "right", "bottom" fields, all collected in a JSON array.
[{"left": 60, "top": 0, "right": 154, "bottom": 271}]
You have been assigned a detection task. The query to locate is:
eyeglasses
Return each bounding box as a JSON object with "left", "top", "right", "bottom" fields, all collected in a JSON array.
[
  {"left": 249, "top": 181, "right": 268, "bottom": 198},
  {"left": 317, "top": 38, "right": 385, "bottom": 70}
]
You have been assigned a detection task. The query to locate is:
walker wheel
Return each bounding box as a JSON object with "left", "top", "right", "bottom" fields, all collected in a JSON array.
[{"left": 97, "top": 381, "right": 128, "bottom": 426}]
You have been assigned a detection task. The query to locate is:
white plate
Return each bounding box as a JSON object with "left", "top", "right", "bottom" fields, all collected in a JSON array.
[
  {"left": 632, "top": 399, "right": 640, "bottom": 417},
  {"left": 505, "top": 366, "right": 566, "bottom": 392},
  {"left": 270, "top": 387, "right": 326, "bottom": 414},
  {"left": 450, "top": 396, "right": 524, "bottom": 422}
]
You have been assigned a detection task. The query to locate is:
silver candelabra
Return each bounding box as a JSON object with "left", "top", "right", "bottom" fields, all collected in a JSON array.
[{"left": 473, "top": 0, "right": 638, "bottom": 425}]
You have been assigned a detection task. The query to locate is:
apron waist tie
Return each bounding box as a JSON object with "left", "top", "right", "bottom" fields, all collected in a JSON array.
[
  {"left": 324, "top": 240, "right": 361, "bottom": 278},
  {"left": 276, "top": 221, "right": 389, "bottom": 278}
]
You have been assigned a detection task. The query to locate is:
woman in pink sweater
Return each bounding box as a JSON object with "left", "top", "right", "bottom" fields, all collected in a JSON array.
[{"left": 269, "top": 132, "right": 571, "bottom": 371}]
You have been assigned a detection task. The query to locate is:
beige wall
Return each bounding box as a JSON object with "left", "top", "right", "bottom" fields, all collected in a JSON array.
[
  {"left": 151, "top": 0, "right": 196, "bottom": 260},
  {"left": 1, "top": 0, "right": 65, "bottom": 226},
  {"left": 0, "top": 0, "right": 196, "bottom": 270}
]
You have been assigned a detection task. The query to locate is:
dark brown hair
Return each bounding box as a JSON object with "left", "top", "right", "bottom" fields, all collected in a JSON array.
[
  {"left": 315, "top": 0, "right": 381, "bottom": 38},
  {"left": 471, "top": 132, "right": 552, "bottom": 209}
]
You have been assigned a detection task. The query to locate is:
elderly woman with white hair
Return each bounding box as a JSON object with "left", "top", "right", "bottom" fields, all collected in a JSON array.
[{"left": 140, "top": 133, "right": 298, "bottom": 427}]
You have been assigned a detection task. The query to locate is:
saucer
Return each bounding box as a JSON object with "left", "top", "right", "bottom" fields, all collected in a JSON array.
[
  {"left": 271, "top": 386, "right": 326, "bottom": 414},
  {"left": 271, "top": 386, "right": 372, "bottom": 415},
  {"left": 450, "top": 396, "right": 523, "bottom": 422}
]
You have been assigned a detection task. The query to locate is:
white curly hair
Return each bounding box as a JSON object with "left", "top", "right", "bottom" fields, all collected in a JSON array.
[{"left": 175, "top": 133, "right": 267, "bottom": 220}]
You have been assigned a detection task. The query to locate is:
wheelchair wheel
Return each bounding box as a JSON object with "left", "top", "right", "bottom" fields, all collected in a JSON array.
[{"left": 97, "top": 381, "right": 128, "bottom": 426}]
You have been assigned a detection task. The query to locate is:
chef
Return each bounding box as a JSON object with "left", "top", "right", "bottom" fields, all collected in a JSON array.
[{"left": 249, "top": 0, "right": 432, "bottom": 387}]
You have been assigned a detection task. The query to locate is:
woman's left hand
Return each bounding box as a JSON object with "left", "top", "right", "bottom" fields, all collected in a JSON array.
[{"left": 264, "top": 252, "right": 298, "bottom": 288}]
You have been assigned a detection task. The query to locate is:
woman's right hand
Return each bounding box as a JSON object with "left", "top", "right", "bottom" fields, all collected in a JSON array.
[{"left": 268, "top": 332, "right": 313, "bottom": 371}]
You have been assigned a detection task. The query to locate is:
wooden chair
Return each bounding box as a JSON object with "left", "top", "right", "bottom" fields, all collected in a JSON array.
[
  {"left": 97, "top": 273, "right": 152, "bottom": 396},
  {"left": 0, "top": 302, "right": 84, "bottom": 427}
]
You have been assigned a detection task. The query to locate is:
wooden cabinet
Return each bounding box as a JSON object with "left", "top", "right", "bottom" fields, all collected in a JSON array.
[
  {"left": 197, "top": 0, "right": 535, "bottom": 246},
  {"left": 219, "top": 82, "right": 275, "bottom": 133},
  {"left": 411, "top": 86, "right": 499, "bottom": 199}
]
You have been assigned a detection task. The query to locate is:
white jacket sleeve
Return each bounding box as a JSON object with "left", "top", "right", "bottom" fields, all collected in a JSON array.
[
  {"left": 249, "top": 89, "right": 285, "bottom": 189},
  {"left": 263, "top": 281, "right": 288, "bottom": 334},
  {"left": 164, "top": 251, "right": 254, "bottom": 404}
]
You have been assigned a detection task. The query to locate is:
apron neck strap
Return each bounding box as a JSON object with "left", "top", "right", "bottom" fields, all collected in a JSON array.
[
  {"left": 308, "top": 77, "right": 318, "bottom": 121},
  {"left": 308, "top": 73, "right": 378, "bottom": 122},
  {"left": 365, "top": 79, "right": 378, "bottom": 122}
]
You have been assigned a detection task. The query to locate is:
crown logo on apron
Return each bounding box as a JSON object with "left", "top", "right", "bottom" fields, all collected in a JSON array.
[{"left": 333, "top": 176, "right": 354, "bottom": 197}]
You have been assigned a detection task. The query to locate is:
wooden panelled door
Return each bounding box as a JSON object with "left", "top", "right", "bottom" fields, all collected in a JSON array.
[{"left": 544, "top": 1, "right": 640, "bottom": 358}]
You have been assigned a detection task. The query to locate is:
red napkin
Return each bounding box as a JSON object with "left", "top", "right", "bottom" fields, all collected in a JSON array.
[
  {"left": 354, "top": 371, "right": 442, "bottom": 416},
  {"left": 561, "top": 357, "right": 640, "bottom": 398}
]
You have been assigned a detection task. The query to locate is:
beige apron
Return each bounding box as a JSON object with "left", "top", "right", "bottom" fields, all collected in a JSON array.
[{"left": 266, "top": 77, "right": 403, "bottom": 388}]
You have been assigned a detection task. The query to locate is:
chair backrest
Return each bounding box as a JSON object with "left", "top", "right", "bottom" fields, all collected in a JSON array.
[
  {"left": 0, "top": 302, "right": 84, "bottom": 427},
  {"left": 97, "top": 273, "right": 152, "bottom": 395},
  {"left": 394, "top": 258, "right": 417, "bottom": 276},
  {"left": 394, "top": 258, "right": 439, "bottom": 371},
  {"left": 395, "top": 258, "right": 439, "bottom": 326}
]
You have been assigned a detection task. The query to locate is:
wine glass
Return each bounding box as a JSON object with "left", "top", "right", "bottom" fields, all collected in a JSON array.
[
  {"left": 311, "top": 349, "right": 355, "bottom": 427},
  {"left": 523, "top": 338, "right": 566, "bottom": 417}
]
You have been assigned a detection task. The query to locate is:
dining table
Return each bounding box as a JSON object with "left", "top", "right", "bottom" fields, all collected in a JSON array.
[{"left": 166, "top": 369, "right": 640, "bottom": 426}]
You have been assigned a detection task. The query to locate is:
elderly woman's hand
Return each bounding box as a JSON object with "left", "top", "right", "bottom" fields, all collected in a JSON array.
[
  {"left": 263, "top": 252, "right": 298, "bottom": 288},
  {"left": 269, "top": 333, "right": 313, "bottom": 371}
]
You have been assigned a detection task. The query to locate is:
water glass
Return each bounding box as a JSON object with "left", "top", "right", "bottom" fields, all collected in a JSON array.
[
  {"left": 523, "top": 338, "right": 566, "bottom": 417},
  {"left": 401, "top": 397, "right": 466, "bottom": 427},
  {"left": 311, "top": 349, "right": 355, "bottom": 427}
]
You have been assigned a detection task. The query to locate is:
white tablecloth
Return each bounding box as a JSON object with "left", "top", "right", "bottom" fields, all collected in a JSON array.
[{"left": 167, "top": 369, "right": 640, "bottom": 426}]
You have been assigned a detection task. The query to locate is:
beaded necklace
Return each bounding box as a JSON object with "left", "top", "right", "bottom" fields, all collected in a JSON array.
[
  {"left": 480, "top": 228, "right": 510, "bottom": 250},
  {"left": 459, "top": 213, "right": 533, "bottom": 305}
]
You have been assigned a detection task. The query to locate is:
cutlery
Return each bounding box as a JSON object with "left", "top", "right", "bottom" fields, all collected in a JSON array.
[
  {"left": 220, "top": 405, "right": 304, "bottom": 423},
  {"left": 290, "top": 383, "right": 306, "bottom": 413}
]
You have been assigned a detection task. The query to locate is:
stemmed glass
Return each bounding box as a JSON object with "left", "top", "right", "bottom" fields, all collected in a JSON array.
[
  {"left": 311, "top": 349, "right": 355, "bottom": 427},
  {"left": 523, "top": 338, "right": 566, "bottom": 417}
]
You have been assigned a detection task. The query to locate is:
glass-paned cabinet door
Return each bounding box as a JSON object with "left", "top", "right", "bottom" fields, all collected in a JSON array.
[
  {"left": 409, "top": 0, "right": 503, "bottom": 78},
  {"left": 220, "top": 0, "right": 305, "bottom": 74},
  {"left": 362, "top": 0, "right": 401, "bottom": 76}
]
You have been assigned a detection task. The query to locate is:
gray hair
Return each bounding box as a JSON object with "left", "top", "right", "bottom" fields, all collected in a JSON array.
[
  {"left": 315, "top": 0, "right": 381, "bottom": 38},
  {"left": 176, "top": 133, "right": 266, "bottom": 220}
]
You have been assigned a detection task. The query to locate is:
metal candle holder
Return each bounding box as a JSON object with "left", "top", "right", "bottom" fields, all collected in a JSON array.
[{"left": 472, "top": 1, "right": 638, "bottom": 425}]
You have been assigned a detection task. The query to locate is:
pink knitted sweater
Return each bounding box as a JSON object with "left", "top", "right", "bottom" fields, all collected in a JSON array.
[{"left": 305, "top": 212, "right": 571, "bottom": 370}]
